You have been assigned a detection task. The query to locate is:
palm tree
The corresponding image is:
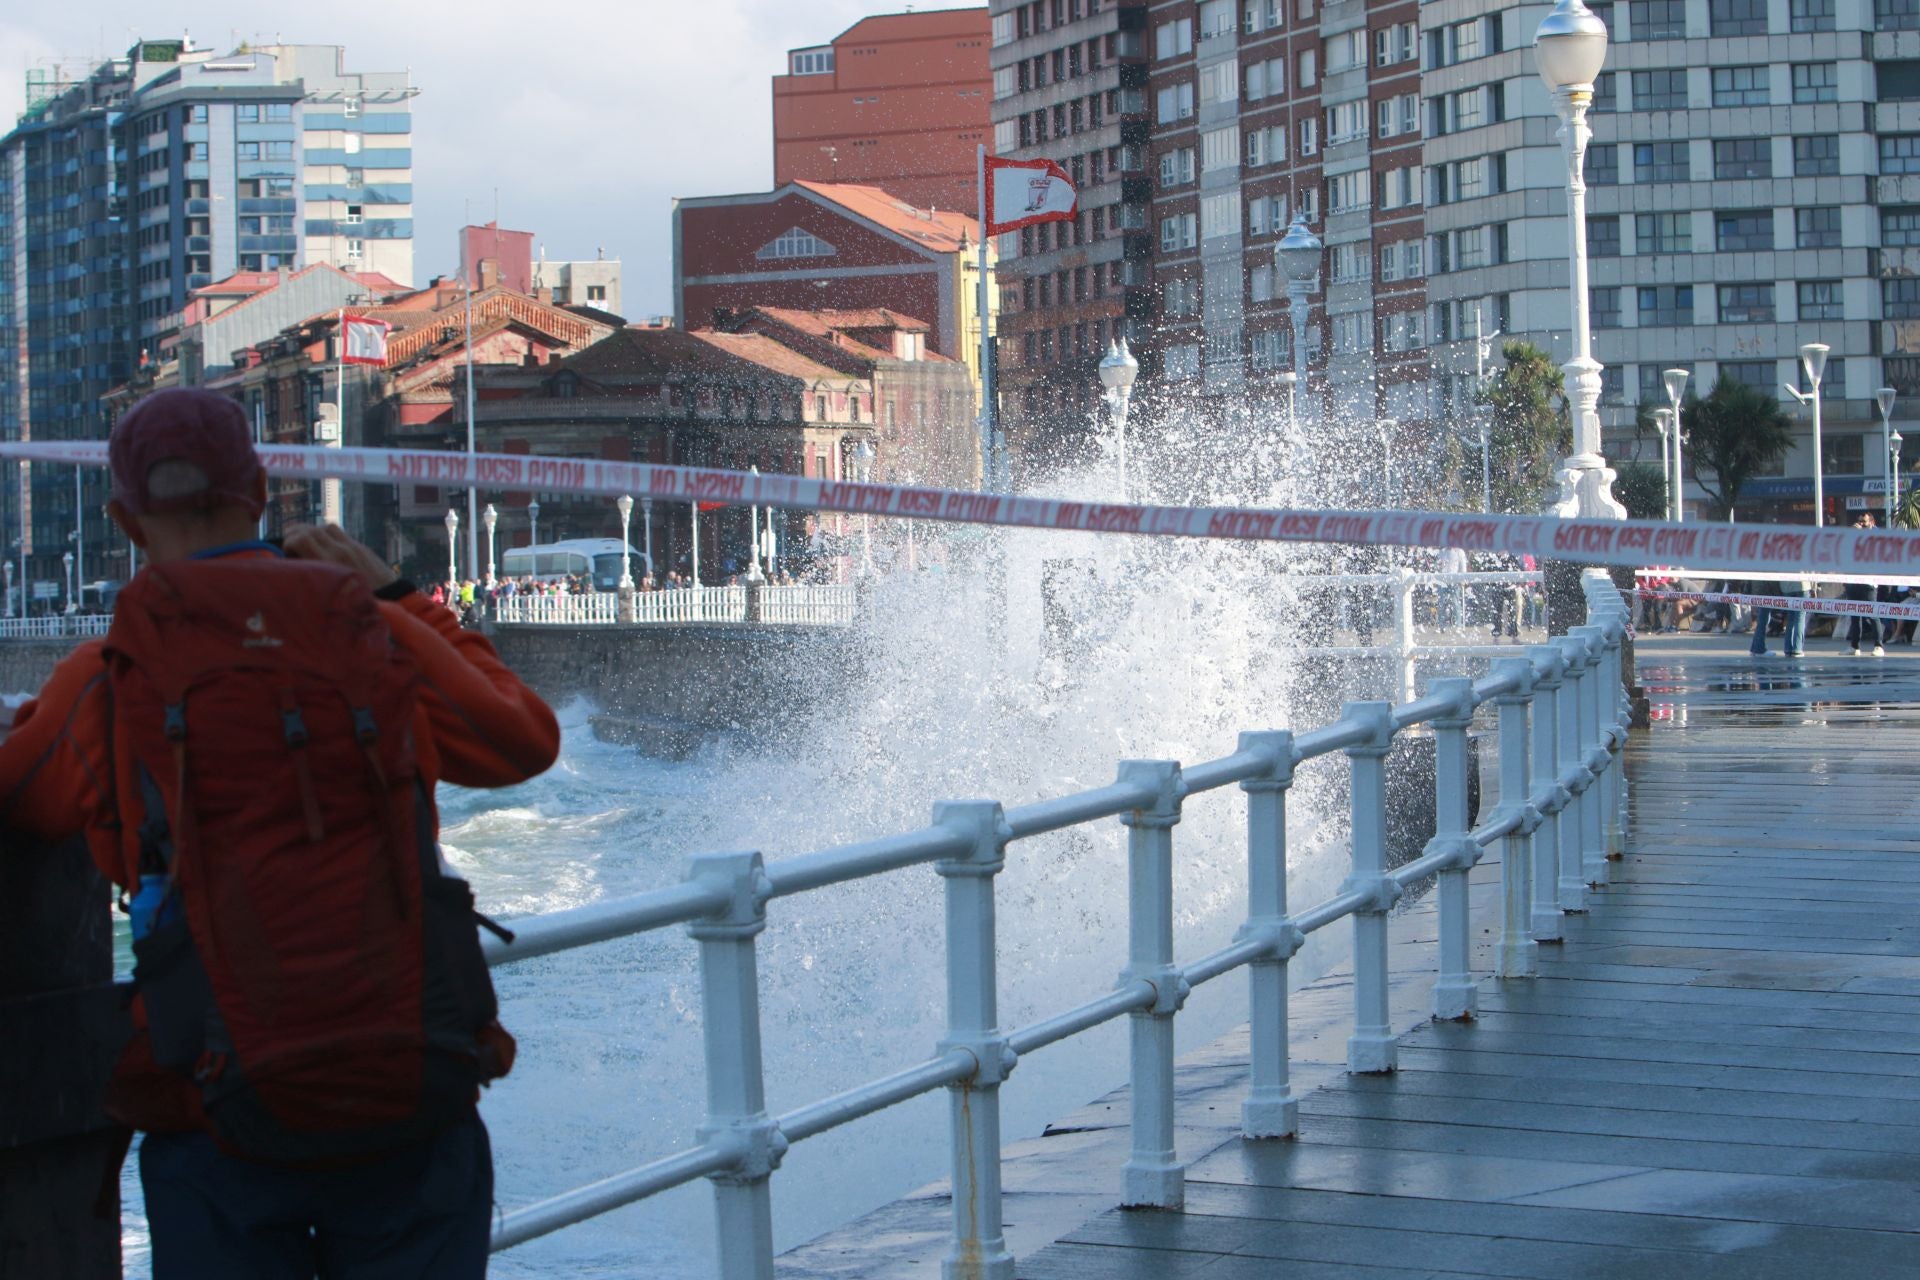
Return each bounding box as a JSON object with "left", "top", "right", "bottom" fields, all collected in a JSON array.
[{"left": 1681, "top": 377, "right": 1794, "bottom": 521}]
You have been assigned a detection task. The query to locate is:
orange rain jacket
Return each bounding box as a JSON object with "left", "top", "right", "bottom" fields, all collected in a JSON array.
[{"left": 0, "top": 560, "right": 560, "bottom": 894}]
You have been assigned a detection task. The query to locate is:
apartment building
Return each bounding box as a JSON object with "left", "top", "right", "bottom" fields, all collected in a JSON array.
[
  {"left": 1424, "top": 0, "right": 1920, "bottom": 522},
  {"left": 988, "top": 0, "right": 1155, "bottom": 472},
  {"left": 0, "top": 38, "right": 414, "bottom": 600}
]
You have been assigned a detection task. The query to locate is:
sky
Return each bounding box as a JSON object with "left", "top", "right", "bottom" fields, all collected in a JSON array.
[{"left": 0, "top": 1, "right": 984, "bottom": 318}]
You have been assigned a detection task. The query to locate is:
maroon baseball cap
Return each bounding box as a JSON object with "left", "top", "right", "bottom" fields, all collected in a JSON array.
[{"left": 109, "top": 389, "right": 265, "bottom": 518}]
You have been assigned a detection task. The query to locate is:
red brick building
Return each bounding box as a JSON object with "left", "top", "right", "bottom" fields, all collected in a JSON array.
[
  {"left": 458, "top": 222, "right": 535, "bottom": 294},
  {"left": 773, "top": 9, "right": 994, "bottom": 213},
  {"left": 673, "top": 180, "right": 992, "bottom": 408}
]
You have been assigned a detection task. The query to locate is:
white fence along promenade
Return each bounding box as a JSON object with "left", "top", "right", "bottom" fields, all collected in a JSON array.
[
  {"left": 477, "top": 569, "right": 1634, "bottom": 1279},
  {"left": 0, "top": 614, "right": 113, "bottom": 641},
  {"left": 491, "top": 584, "right": 855, "bottom": 627}
]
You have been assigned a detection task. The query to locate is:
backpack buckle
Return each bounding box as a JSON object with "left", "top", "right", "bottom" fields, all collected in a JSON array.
[
  {"left": 351, "top": 707, "right": 379, "bottom": 745},
  {"left": 162, "top": 704, "right": 186, "bottom": 741},
  {"left": 281, "top": 707, "right": 309, "bottom": 748}
]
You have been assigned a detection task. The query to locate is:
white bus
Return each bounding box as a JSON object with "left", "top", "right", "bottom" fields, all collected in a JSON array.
[{"left": 498, "top": 539, "right": 651, "bottom": 591}]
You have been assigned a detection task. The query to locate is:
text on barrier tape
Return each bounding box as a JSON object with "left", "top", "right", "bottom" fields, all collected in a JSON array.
[
  {"left": 11, "top": 438, "right": 1920, "bottom": 578},
  {"left": 1636, "top": 587, "right": 1920, "bottom": 621}
]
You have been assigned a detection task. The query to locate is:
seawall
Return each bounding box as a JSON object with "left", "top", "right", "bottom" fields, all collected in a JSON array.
[{"left": 0, "top": 642, "right": 77, "bottom": 697}]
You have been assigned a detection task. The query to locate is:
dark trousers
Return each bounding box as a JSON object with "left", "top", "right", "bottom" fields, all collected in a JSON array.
[
  {"left": 1844, "top": 584, "right": 1882, "bottom": 648},
  {"left": 141, "top": 1113, "right": 493, "bottom": 1279}
]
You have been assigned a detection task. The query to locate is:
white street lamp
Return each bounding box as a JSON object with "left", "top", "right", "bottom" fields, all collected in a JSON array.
[
  {"left": 482, "top": 503, "right": 498, "bottom": 588},
  {"left": 745, "top": 466, "right": 765, "bottom": 584},
  {"left": 616, "top": 495, "right": 635, "bottom": 589},
  {"left": 852, "top": 438, "right": 877, "bottom": 576},
  {"left": 443, "top": 508, "right": 460, "bottom": 591},
  {"left": 689, "top": 499, "right": 702, "bottom": 589},
  {"left": 1098, "top": 338, "right": 1139, "bottom": 501},
  {"left": 641, "top": 497, "right": 654, "bottom": 580},
  {"left": 1474, "top": 307, "right": 1500, "bottom": 514},
  {"left": 62, "top": 550, "right": 74, "bottom": 614},
  {"left": 527, "top": 498, "right": 541, "bottom": 552},
  {"left": 1536, "top": 0, "right": 1624, "bottom": 521},
  {"left": 1801, "top": 342, "right": 1830, "bottom": 527},
  {"left": 1277, "top": 214, "right": 1323, "bottom": 493},
  {"left": 3, "top": 559, "right": 13, "bottom": 618},
  {"left": 1662, "top": 368, "right": 1689, "bottom": 522},
  {"left": 1378, "top": 417, "right": 1398, "bottom": 503},
  {"left": 1893, "top": 429, "right": 1906, "bottom": 522},
  {"left": 1879, "top": 386, "right": 1899, "bottom": 524},
  {"left": 1652, "top": 408, "right": 1675, "bottom": 519}
]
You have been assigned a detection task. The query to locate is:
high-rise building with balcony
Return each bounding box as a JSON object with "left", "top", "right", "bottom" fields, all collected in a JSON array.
[
  {"left": 988, "top": 0, "right": 1155, "bottom": 473},
  {"left": 0, "top": 38, "right": 415, "bottom": 603}
]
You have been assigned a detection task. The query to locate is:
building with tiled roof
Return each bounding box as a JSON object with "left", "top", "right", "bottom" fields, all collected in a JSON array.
[{"left": 673, "top": 179, "right": 996, "bottom": 435}]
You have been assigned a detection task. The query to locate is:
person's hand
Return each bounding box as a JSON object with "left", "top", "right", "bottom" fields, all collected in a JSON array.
[{"left": 283, "top": 523, "right": 399, "bottom": 591}]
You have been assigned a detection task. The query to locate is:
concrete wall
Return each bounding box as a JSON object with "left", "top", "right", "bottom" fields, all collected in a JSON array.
[{"left": 0, "top": 643, "right": 77, "bottom": 699}]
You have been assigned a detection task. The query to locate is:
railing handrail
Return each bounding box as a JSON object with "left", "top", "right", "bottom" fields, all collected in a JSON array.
[
  {"left": 0, "top": 614, "right": 113, "bottom": 640},
  {"left": 479, "top": 569, "right": 1638, "bottom": 1275},
  {"left": 490, "top": 582, "right": 852, "bottom": 627}
]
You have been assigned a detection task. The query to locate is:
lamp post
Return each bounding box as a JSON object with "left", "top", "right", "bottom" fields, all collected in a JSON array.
[
  {"left": 62, "top": 550, "right": 74, "bottom": 614},
  {"left": 1378, "top": 417, "right": 1397, "bottom": 503},
  {"left": 852, "top": 437, "right": 876, "bottom": 576},
  {"left": 641, "top": 497, "right": 654, "bottom": 580},
  {"left": 1098, "top": 339, "right": 1139, "bottom": 500},
  {"left": 1893, "top": 429, "right": 1906, "bottom": 523},
  {"left": 443, "top": 508, "right": 459, "bottom": 592},
  {"left": 745, "top": 466, "right": 765, "bottom": 584},
  {"left": 1535, "top": 0, "right": 1624, "bottom": 521},
  {"left": 616, "top": 495, "right": 636, "bottom": 589},
  {"left": 1662, "top": 368, "right": 1689, "bottom": 522},
  {"left": 1652, "top": 408, "right": 1675, "bottom": 518},
  {"left": 527, "top": 498, "right": 541, "bottom": 554},
  {"left": 1474, "top": 307, "right": 1500, "bottom": 513},
  {"left": 3, "top": 559, "right": 12, "bottom": 618},
  {"left": 689, "top": 500, "right": 702, "bottom": 589},
  {"left": 1801, "top": 343, "right": 1830, "bottom": 527},
  {"left": 483, "top": 503, "right": 498, "bottom": 588},
  {"left": 1879, "top": 387, "right": 1899, "bottom": 524},
  {"left": 1277, "top": 214, "right": 1323, "bottom": 494}
]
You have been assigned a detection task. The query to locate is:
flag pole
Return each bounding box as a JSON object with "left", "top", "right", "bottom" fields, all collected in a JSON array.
[
  {"left": 976, "top": 143, "right": 997, "bottom": 494},
  {"left": 327, "top": 307, "right": 345, "bottom": 526}
]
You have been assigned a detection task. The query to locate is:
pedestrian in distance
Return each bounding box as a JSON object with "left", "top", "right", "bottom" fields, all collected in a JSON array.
[
  {"left": 1748, "top": 578, "right": 1808, "bottom": 659},
  {"left": 0, "top": 389, "right": 561, "bottom": 1278},
  {"left": 1843, "top": 514, "right": 1885, "bottom": 656}
]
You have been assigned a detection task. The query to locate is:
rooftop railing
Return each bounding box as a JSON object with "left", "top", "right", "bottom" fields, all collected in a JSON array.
[{"left": 480, "top": 569, "right": 1633, "bottom": 1279}]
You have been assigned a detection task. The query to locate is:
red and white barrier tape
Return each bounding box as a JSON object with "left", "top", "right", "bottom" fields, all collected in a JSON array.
[
  {"left": 1635, "top": 587, "right": 1920, "bottom": 621},
  {"left": 14, "top": 438, "right": 1920, "bottom": 577},
  {"left": 1635, "top": 568, "right": 1920, "bottom": 586}
]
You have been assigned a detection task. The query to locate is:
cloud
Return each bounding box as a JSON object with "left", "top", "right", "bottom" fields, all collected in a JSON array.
[{"left": 3, "top": 2, "right": 986, "bottom": 317}]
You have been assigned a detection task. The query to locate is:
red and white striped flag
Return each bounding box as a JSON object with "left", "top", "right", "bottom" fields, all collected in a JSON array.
[
  {"left": 341, "top": 315, "right": 391, "bottom": 366},
  {"left": 983, "top": 156, "right": 1077, "bottom": 235}
]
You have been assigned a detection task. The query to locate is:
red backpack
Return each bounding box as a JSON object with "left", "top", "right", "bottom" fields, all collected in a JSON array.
[{"left": 104, "top": 556, "right": 513, "bottom": 1164}]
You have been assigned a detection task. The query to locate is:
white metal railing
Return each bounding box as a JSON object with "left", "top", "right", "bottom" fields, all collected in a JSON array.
[
  {"left": 754, "top": 583, "right": 856, "bottom": 626},
  {"left": 0, "top": 614, "right": 113, "bottom": 640},
  {"left": 479, "top": 569, "right": 1634, "bottom": 1278},
  {"left": 1294, "top": 569, "right": 1545, "bottom": 700},
  {"left": 493, "top": 592, "right": 622, "bottom": 626},
  {"left": 491, "top": 586, "right": 759, "bottom": 626}
]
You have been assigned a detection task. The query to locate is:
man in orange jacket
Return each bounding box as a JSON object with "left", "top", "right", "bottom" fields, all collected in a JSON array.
[{"left": 0, "top": 389, "right": 560, "bottom": 1277}]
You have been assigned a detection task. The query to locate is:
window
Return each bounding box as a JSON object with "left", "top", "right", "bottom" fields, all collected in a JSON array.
[
  {"left": 1199, "top": 0, "right": 1235, "bottom": 38},
  {"left": 1332, "top": 242, "right": 1370, "bottom": 283},
  {"left": 1164, "top": 277, "right": 1200, "bottom": 316},
  {"left": 1159, "top": 147, "right": 1196, "bottom": 186},
  {"left": 1299, "top": 48, "right": 1317, "bottom": 89},
  {"left": 1712, "top": 66, "right": 1770, "bottom": 106},
  {"left": 1155, "top": 83, "right": 1195, "bottom": 122},
  {"left": 1378, "top": 166, "right": 1418, "bottom": 210},
  {"left": 791, "top": 47, "right": 835, "bottom": 74},
  {"left": 1590, "top": 216, "right": 1621, "bottom": 256},
  {"left": 1377, "top": 93, "right": 1419, "bottom": 138},
  {"left": 237, "top": 103, "right": 260, "bottom": 123},
  {"left": 1792, "top": 63, "right": 1837, "bottom": 103},
  {"left": 1155, "top": 19, "right": 1194, "bottom": 59},
  {"left": 1711, "top": 0, "right": 1768, "bottom": 33},
  {"left": 1793, "top": 0, "right": 1836, "bottom": 29},
  {"left": 1715, "top": 210, "right": 1773, "bottom": 250},
  {"left": 1197, "top": 126, "right": 1240, "bottom": 172},
  {"left": 1160, "top": 212, "right": 1198, "bottom": 251},
  {"left": 1722, "top": 360, "right": 1776, "bottom": 390},
  {"left": 1797, "top": 205, "right": 1842, "bottom": 247},
  {"left": 757, "top": 227, "right": 836, "bottom": 259},
  {"left": 1820, "top": 433, "right": 1865, "bottom": 475},
  {"left": 1246, "top": 58, "right": 1286, "bottom": 100},
  {"left": 1795, "top": 135, "right": 1840, "bottom": 176},
  {"left": 187, "top": 142, "right": 208, "bottom": 162},
  {"left": 1884, "top": 206, "right": 1920, "bottom": 245},
  {"left": 1327, "top": 170, "right": 1368, "bottom": 214},
  {"left": 1248, "top": 193, "right": 1288, "bottom": 234},
  {"left": 1246, "top": 126, "right": 1284, "bottom": 166},
  {"left": 1717, "top": 283, "right": 1775, "bottom": 323},
  {"left": 1799, "top": 280, "right": 1844, "bottom": 320},
  {"left": 1594, "top": 72, "right": 1617, "bottom": 111},
  {"left": 1639, "top": 284, "right": 1694, "bottom": 326},
  {"left": 1380, "top": 312, "right": 1425, "bottom": 352},
  {"left": 1882, "top": 135, "right": 1920, "bottom": 173},
  {"left": 1326, "top": 30, "right": 1365, "bottom": 73},
  {"left": 1326, "top": 100, "right": 1369, "bottom": 144},
  {"left": 1713, "top": 138, "right": 1772, "bottom": 179},
  {"left": 1587, "top": 144, "right": 1619, "bottom": 185},
  {"left": 1201, "top": 193, "right": 1240, "bottom": 237},
  {"left": 1882, "top": 0, "right": 1920, "bottom": 30},
  {"left": 1631, "top": 0, "right": 1688, "bottom": 37},
  {"left": 266, "top": 102, "right": 293, "bottom": 122},
  {"left": 1638, "top": 212, "right": 1693, "bottom": 253},
  {"left": 1886, "top": 278, "right": 1920, "bottom": 318},
  {"left": 1299, "top": 117, "right": 1318, "bottom": 155},
  {"left": 1592, "top": 287, "right": 1622, "bottom": 328},
  {"left": 236, "top": 142, "right": 259, "bottom": 161},
  {"left": 1635, "top": 141, "right": 1690, "bottom": 182},
  {"left": 1331, "top": 313, "right": 1366, "bottom": 354},
  {"left": 1164, "top": 344, "right": 1201, "bottom": 379},
  {"left": 1633, "top": 67, "right": 1688, "bottom": 109},
  {"left": 237, "top": 216, "right": 262, "bottom": 235},
  {"left": 1199, "top": 60, "right": 1239, "bottom": 105},
  {"left": 343, "top": 204, "right": 364, "bottom": 224}
]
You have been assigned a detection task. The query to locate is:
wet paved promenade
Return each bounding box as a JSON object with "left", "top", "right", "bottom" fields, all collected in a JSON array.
[{"left": 1015, "top": 638, "right": 1920, "bottom": 1279}]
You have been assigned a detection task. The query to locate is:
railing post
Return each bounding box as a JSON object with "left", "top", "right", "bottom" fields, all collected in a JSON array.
[
  {"left": 1236, "top": 731, "right": 1305, "bottom": 1138},
  {"left": 1569, "top": 626, "right": 1610, "bottom": 888},
  {"left": 1116, "top": 759, "right": 1188, "bottom": 1209},
  {"left": 1489, "top": 660, "right": 1537, "bottom": 979},
  {"left": 1341, "top": 701, "right": 1400, "bottom": 1073},
  {"left": 1393, "top": 567, "right": 1417, "bottom": 704},
  {"left": 1553, "top": 635, "right": 1594, "bottom": 909},
  {"left": 685, "top": 851, "right": 784, "bottom": 1280},
  {"left": 931, "top": 801, "right": 1017, "bottom": 1280},
  {"left": 1429, "top": 678, "right": 1482, "bottom": 1017},
  {"left": 1525, "top": 645, "right": 1569, "bottom": 943}
]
